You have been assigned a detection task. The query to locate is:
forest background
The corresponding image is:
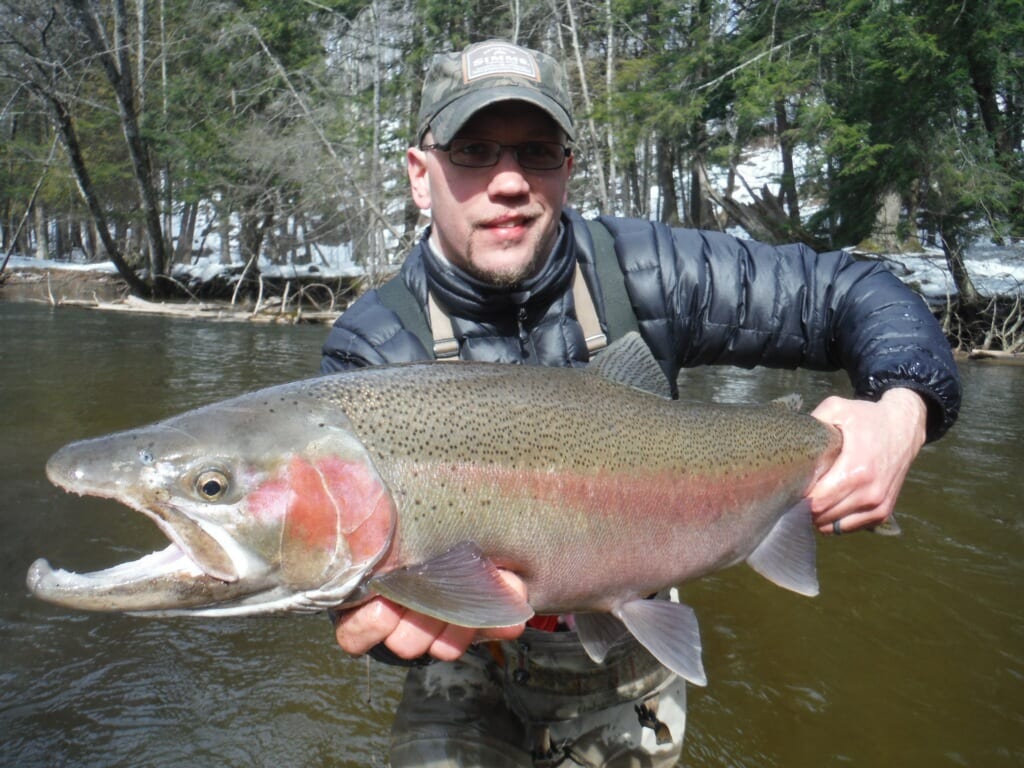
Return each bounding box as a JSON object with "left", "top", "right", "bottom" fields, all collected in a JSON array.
[{"left": 1, "top": 0, "right": 1021, "bottom": 348}]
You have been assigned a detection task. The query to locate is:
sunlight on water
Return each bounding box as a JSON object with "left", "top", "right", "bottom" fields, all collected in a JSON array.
[{"left": 1, "top": 302, "right": 1020, "bottom": 767}]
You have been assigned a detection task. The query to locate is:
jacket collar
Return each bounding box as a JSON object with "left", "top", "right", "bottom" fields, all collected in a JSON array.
[{"left": 419, "top": 214, "right": 576, "bottom": 320}]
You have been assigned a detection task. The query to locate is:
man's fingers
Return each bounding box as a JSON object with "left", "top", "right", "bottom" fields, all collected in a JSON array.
[
  {"left": 332, "top": 597, "right": 403, "bottom": 656},
  {"left": 807, "top": 390, "right": 926, "bottom": 535},
  {"left": 383, "top": 611, "right": 451, "bottom": 660},
  {"left": 818, "top": 509, "right": 893, "bottom": 535},
  {"left": 331, "top": 569, "right": 529, "bottom": 662}
]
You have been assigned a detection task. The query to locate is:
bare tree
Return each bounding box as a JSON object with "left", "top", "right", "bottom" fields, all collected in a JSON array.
[{"left": 65, "top": 0, "right": 169, "bottom": 290}]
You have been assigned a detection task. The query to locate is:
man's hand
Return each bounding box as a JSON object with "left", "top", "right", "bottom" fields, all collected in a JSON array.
[
  {"left": 331, "top": 570, "right": 528, "bottom": 662},
  {"left": 809, "top": 388, "right": 928, "bottom": 535}
]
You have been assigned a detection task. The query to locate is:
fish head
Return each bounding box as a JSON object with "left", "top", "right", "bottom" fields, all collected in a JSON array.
[{"left": 28, "top": 383, "right": 397, "bottom": 616}]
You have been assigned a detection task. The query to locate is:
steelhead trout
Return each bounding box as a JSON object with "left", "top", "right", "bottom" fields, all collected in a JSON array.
[{"left": 27, "top": 334, "right": 841, "bottom": 686}]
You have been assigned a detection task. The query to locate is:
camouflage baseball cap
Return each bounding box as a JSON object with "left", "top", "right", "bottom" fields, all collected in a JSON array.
[{"left": 416, "top": 39, "right": 575, "bottom": 146}]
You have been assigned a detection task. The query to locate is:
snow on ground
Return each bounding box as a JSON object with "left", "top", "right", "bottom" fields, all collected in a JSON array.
[
  {"left": 886, "top": 244, "right": 1024, "bottom": 302},
  {"left": 710, "top": 144, "right": 1024, "bottom": 302}
]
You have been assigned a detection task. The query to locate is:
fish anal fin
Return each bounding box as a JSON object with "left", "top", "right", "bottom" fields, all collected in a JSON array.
[
  {"left": 574, "top": 612, "right": 629, "bottom": 664},
  {"left": 614, "top": 598, "right": 707, "bottom": 687},
  {"left": 368, "top": 542, "right": 533, "bottom": 628},
  {"left": 746, "top": 500, "right": 819, "bottom": 597}
]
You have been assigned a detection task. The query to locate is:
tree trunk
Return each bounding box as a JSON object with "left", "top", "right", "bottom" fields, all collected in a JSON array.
[
  {"left": 774, "top": 99, "right": 800, "bottom": 226},
  {"left": 238, "top": 208, "right": 273, "bottom": 269},
  {"left": 174, "top": 201, "right": 198, "bottom": 263},
  {"left": 67, "top": 0, "right": 169, "bottom": 294},
  {"left": 42, "top": 89, "right": 151, "bottom": 297},
  {"left": 869, "top": 190, "right": 903, "bottom": 252},
  {"left": 656, "top": 136, "right": 680, "bottom": 225},
  {"left": 564, "top": 0, "right": 609, "bottom": 211},
  {"left": 940, "top": 225, "right": 981, "bottom": 305},
  {"left": 218, "top": 202, "right": 232, "bottom": 266},
  {"left": 34, "top": 203, "right": 49, "bottom": 260}
]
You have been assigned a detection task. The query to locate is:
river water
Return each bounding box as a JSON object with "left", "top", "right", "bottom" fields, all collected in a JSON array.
[{"left": 1, "top": 301, "right": 1020, "bottom": 767}]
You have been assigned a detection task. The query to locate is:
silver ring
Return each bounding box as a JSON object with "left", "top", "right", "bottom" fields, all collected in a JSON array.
[{"left": 832, "top": 519, "right": 843, "bottom": 536}]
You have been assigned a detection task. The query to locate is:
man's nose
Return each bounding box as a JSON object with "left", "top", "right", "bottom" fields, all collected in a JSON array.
[{"left": 488, "top": 150, "right": 531, "bottom": 195}]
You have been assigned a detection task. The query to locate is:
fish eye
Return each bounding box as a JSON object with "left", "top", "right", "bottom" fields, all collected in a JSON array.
[{"left": 195, "top": 469, "right": 229, "bottom": 501}]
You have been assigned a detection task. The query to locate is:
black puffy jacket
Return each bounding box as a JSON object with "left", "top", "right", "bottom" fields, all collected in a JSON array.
[{"left": 321, "top": 209, "right": 960, "bottom": 441}]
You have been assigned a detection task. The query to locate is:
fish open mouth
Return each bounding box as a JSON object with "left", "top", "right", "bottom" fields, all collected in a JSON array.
[
  {"left": 27, "top": 544, "right": 203, "bottom": 606},
  {"left": 27, "top": 466, "right": 263, "bottom": 613},
  {"left": 25, "top": 525, "right": 266, "bottom": 613}
]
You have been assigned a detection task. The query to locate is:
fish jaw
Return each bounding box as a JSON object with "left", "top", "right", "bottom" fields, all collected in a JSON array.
[
  {"left": 26, "top": 545, "right": 260, "bottom": 613},
  {"left": 30, "top": 433, "right": 279, "bottom": 612},
  {"left": 30, "top": 388, "right": 398, "bottom": 616}
]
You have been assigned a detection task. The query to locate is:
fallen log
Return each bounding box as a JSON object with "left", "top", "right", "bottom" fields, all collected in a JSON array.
[{"left": 967, "top": 348, "right": 1024, "bottom": 364}]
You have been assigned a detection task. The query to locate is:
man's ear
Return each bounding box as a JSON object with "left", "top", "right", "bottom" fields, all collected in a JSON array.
[
  {"left": 407, "top": 147, "right": 431, "bottom": 210},
  {"left": 562, "top": 151, "right": 574, "bottom": 205}
]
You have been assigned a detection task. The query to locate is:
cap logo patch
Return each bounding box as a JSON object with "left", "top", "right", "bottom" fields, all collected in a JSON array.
[{"left": 463, "top": 42, "right": 540, "bottom": 83}]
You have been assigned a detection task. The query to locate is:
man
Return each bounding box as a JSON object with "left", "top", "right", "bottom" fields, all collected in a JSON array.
[{"left": 321, "top": 39, "right": 961, "bottom": 767}]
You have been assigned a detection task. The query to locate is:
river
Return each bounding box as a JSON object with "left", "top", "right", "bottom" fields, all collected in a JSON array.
[{"left": 1, "top": 301, "right": 1020, "bottom": 767}]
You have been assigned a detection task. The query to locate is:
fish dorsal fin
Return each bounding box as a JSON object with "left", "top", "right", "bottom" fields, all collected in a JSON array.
[
  {"left": 770, "top": 393, "right": 804, "bottom": 412},
  {"left": 367, "top": 541, "right": 534, "bottom": 628},
  {"left": 589, "top": 332, "right": 671, "bottom": 398},
  {"left": 746, "top": 500, "right": 819, "bottom": 597},
  {"left": 574, "top": 612, "right": 629, "bottom": 664},
  {"left": 613, "top": 598, "right": 707, "bottom": 686}
]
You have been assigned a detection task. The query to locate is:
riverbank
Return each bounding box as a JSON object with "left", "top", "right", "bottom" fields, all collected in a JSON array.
[
  {"left": 2, "top": 255, "right": 1022, "bottom": 361},
  {"left": 0, "top": 261, "right": 347, "bottom": 325}
]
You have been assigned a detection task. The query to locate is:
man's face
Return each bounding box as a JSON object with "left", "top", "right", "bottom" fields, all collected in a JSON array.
[{"left": 407, "top": 102, "right": 573, "bottom": 287}]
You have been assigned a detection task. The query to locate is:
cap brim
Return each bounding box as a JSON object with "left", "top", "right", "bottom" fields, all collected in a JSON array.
[{"left": 425, "top": 87, "right": 575, "bottom": 145}]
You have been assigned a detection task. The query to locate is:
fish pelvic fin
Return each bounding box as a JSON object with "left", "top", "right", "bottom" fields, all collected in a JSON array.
[
  {"left": 367, "top": 541, "right": 533, "bottom": 628},
  {"left": 613, "top": 598, "right": 707, "bottom": 687},
  {"left": 746, "top": 500, "right": 819, "bottom": 597}
]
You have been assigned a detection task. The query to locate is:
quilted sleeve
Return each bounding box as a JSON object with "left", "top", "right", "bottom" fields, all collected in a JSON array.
[{"left": 600, "top": 217, "right": 961, "bottom": 441}]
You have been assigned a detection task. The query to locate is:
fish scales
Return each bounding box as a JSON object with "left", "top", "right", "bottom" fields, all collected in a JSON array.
[
  {"left": 27, "top": 333, "right": 842, "bottom": 686},
  {"left": 305, "top": 363, "right": 836, "bottom": 612}
]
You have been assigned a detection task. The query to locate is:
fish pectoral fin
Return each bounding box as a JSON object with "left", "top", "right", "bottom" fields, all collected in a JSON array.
[
  {"left": 368, "top": 541, "right": 534, "bottom": 628},
  {"left": 614, "top": 598, "right": 707, "bottom": 687},
  {"left": 746, "top": 500, "right": 819, "bottom": 597},
  {"left": 574, "top": 612, "right": 629, "bottom": 664}
]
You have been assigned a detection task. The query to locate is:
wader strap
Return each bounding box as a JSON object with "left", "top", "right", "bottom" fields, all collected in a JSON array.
[
  {"left": 376, "top": 275, "right": 433, "bottom": 355},
  {"left": 377, "top": 218, "right": 625, "bottom": 361},
  {"left": 584, "top": 219, "right": 640, "bottom": 340},
  {"left": 426, "top": 263, "right": 606, "bottom": 361},
  {"left": 572, "top": 262, "right": 607, "bottom": 354},
  {"left": 427, "top": 291, "right": 459, "bottom": 360}
]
